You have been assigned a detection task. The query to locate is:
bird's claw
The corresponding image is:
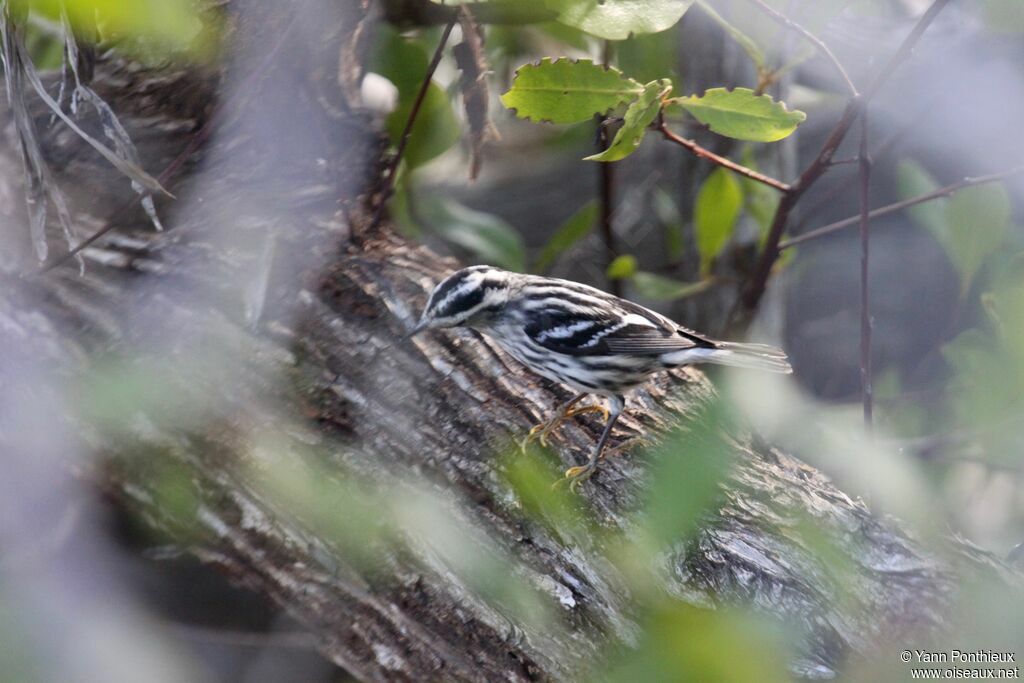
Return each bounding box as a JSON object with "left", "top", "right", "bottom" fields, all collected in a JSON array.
[
  {"left": 566, "top": 403, "right": 611, "bottom": 422},
  {"left": 563, "top": 463, "right": 596, "bottom": 491},
  {"left": 560, "top": 435, "right": 642, "bottom": 488},
  {"left": 521, "top": 402, "right": 609, "bottom": 452}
]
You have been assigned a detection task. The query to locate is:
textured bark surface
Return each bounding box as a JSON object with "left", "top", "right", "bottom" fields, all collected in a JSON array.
[{"left": 0, "top": 2, "right": 1018, "bottom": 681}]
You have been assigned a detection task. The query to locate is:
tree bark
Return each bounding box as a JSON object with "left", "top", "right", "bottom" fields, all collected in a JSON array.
[{"left": 0, "top": 2, "right": 1017, "bottom": 681}]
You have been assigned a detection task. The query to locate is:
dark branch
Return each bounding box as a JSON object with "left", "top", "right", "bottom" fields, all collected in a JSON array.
[
  {"left": 736, "top": 0, "right": 953, "bottom": 320},
  {"left": 779, "top": 165, "right": 1024, "bottom": 249},
  {"left": 371, "top": 15, "right": 457, "bottom": 228}
]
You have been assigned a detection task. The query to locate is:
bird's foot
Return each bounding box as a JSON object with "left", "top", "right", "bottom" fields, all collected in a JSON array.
[
  {"left": 560, "top": 435, "right": 648, "bottom": 489},
  {"left": 602, "top": 435, "right": 650, "bottom": 458},
  {"left": 521, "top": 403, "right": 610, "bottom": 450},
  {"left": 563, "top": 461, "right": 598, "bottom": 491}
]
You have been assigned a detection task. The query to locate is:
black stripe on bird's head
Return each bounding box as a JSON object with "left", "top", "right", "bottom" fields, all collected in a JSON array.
[{"left": 407, "top": 266, "right": 512, "bottom": 337}]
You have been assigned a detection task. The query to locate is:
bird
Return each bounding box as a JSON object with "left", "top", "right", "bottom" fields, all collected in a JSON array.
[{"left": 406, "top": 265, "right": 791, "bottom": 485}]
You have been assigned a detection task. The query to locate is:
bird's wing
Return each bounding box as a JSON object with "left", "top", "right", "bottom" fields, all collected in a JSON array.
[{"left": 524, "top": 302, "right": 712, "bottom": 357}]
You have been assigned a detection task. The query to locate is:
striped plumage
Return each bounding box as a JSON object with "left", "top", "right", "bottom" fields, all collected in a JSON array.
[{"left": 408, "top": 265, "right": 791, "bottom": 483}]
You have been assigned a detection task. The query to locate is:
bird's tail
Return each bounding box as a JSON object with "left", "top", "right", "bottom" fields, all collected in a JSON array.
[{"left": 693, "top": 342, "right": 792, "bottom": 374}]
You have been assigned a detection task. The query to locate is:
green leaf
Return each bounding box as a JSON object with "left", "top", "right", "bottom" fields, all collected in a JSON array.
[
  {"left": 369, "top": 26, "right": 428, "bottom": 92},
  {"left": 423, "top": 198, "right": 527, "bottom": 271},
  {"left": 632, "top": 272, "right": 709, "bottom": 300},
  {"left": 944, "top": 183, "right": 1011, "bottom": 294},
  {"left": 546, "top": 0, "right": 695, "bottom": 40},
  {"left": 616, "top": 25, "right": 681, "bottom": 83},
  {"left": 534, "top": 201, "right": 598, "bottom": 272},
  {"left": 654, "top": 188, "right": 684, "bottom": 261},
  {"left": 501, "top": 58, "right": 643, "bottom": 124},
  {"left": 607, "top": 254, "right": 638, "bottom": 279},
  {"left": 673, "top": 87, "right": 805, "bottom": 142},
  {"left": 694, "top": 168, "right": 743, "bottom": 275},
  {"left": 741, "top": 147, "right": 779, "bottom": 236},
  {"left": 386, "top": 83, "right": 462, "bottom": 167},
  {"left": 585, "top": 80, "right": 671, "bottom": 162},
  {"left": 979, "top": 0, "right": 1024, "bottom": 34},
  {"left": 897, "top": 160, "right": 1010, "bottom": 295},
  {"left": 429, "top": 0, "right": 557, "bottom": 24},
  {"left": 22, "top": 0, "right": 208, "bottom": 55},
  {"left": 896, "top": 160, "right": 945, "bottom": 233}
]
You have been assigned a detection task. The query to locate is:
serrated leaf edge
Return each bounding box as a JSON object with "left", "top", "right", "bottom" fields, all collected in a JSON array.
[{"left": 501, "top": 57, "right": 644, "bottom": 124}]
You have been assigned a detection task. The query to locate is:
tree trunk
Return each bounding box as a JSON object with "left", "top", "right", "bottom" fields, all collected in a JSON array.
[{"left": 0, "top": 2, "right": 1016, "bottom": 681}]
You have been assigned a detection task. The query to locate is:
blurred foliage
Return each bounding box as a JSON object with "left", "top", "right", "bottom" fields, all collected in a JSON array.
[
  {"left": 606, "top": 253, "right": 637, "bottom": 280},
  {"left": 671, "top": 88, "right": 807, "bottom": 143},
  {"left": 543, "top": 0, "right": 695, "bottom": 41},
  {"left": 534, "top": 200, "right": 597, "bottom": 272},
  {"left": 695, "top": 167, "right": 744, "bottom": 276},
  {"left": 898, "top": 161, "right": 1011, "bottom": 297},
  {"left": 605, "top": 604, "right": 789, "bottom": 683},
  {"left": 584, "top": 79, "right": 671, "bottom": 163},
  {"left": 7, "top": 1, "right": 1021, "bottom": 680},
  {"left": 14, "top": 0, "right": 216, "bottom": 63},
  {"left": 977, "top": 0, "right": 1024, "bottom": 34},
  {"left": 407, "top": 192, "right": 528, "bottom": 271}
]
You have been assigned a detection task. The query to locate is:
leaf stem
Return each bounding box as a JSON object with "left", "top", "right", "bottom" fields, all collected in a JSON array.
[{"left": 657, "top": 121, "right": 791, "bottom": 193}]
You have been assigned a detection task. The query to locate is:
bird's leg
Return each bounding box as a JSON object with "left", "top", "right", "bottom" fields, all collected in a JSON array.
[
  {"left": 564, "top": 395, "right": 624, "bottom": 487},
  {"left": 522, "top": 393, "right": 608, "bottom": 450}
]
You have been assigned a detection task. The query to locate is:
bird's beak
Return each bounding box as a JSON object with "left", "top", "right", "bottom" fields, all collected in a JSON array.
[{"left": 402, "top": 320, "right": 428, "bottom": 341}]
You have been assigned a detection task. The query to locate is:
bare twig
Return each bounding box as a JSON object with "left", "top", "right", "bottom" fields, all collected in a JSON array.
[
  {"left": 790, "top": 103, "right": 936, "bottom": 235},
  {"left": 736, "top": 0, "right": 953, "bottom": 320},
  {"left": 780, "top": 165, "right": 1024, "bottom": 249},
  {"left": 371, "top": 15, "right": 457, "bottom": 229},
  {"left": 658, "top": 121, "right": 791, "bottom": 193},
  {"left": 746, "top": 0, "right": 858, "bottom": 96},
  {"left": 858, "top": 113, "right": 872, "bottom": 430}
]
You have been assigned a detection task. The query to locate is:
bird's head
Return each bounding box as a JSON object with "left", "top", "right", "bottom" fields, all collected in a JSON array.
[{"left": 406, "top": 266, "right": 514, "bottom": 338}]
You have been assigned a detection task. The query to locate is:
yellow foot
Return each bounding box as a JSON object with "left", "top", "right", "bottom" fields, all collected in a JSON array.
[
  {"left": 521, "top": 403, "right": 610, "bottom": 450},
  {"left": 563, "top": 463, "right": 597, "bottom": 491}
]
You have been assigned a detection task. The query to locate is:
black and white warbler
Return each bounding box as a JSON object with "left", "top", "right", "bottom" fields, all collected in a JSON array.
[{"left": 407, "top": 265, "right": 791, "bottom": 483}]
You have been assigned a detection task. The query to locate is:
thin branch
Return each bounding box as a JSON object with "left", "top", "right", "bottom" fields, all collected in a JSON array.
[
  {"left": 736, "top": 0, "right": 953, "bottom": 320},
  {"left": 746, "top": 0, "right": 858, "bottom": 96},
  {"left": 599, "top": 40, "right": 622, "bottom": 296},
  {"left": 780, "top": 165, "right": 1024, "bottom": 249},
  {"left": 371, "top": 15, "right": 457, "bottom": 229},
  {"left": 861, "top": 0, "right": 952, "bottom": 101},
  {"left": 857, "top": 112, "right": 872, "bottom": 430},
  {"left": 791, "top": 111, "right": 927, "bottom": 234},
  {"left": 658, "top": 121, "right": 791, "bottom": 193}
]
